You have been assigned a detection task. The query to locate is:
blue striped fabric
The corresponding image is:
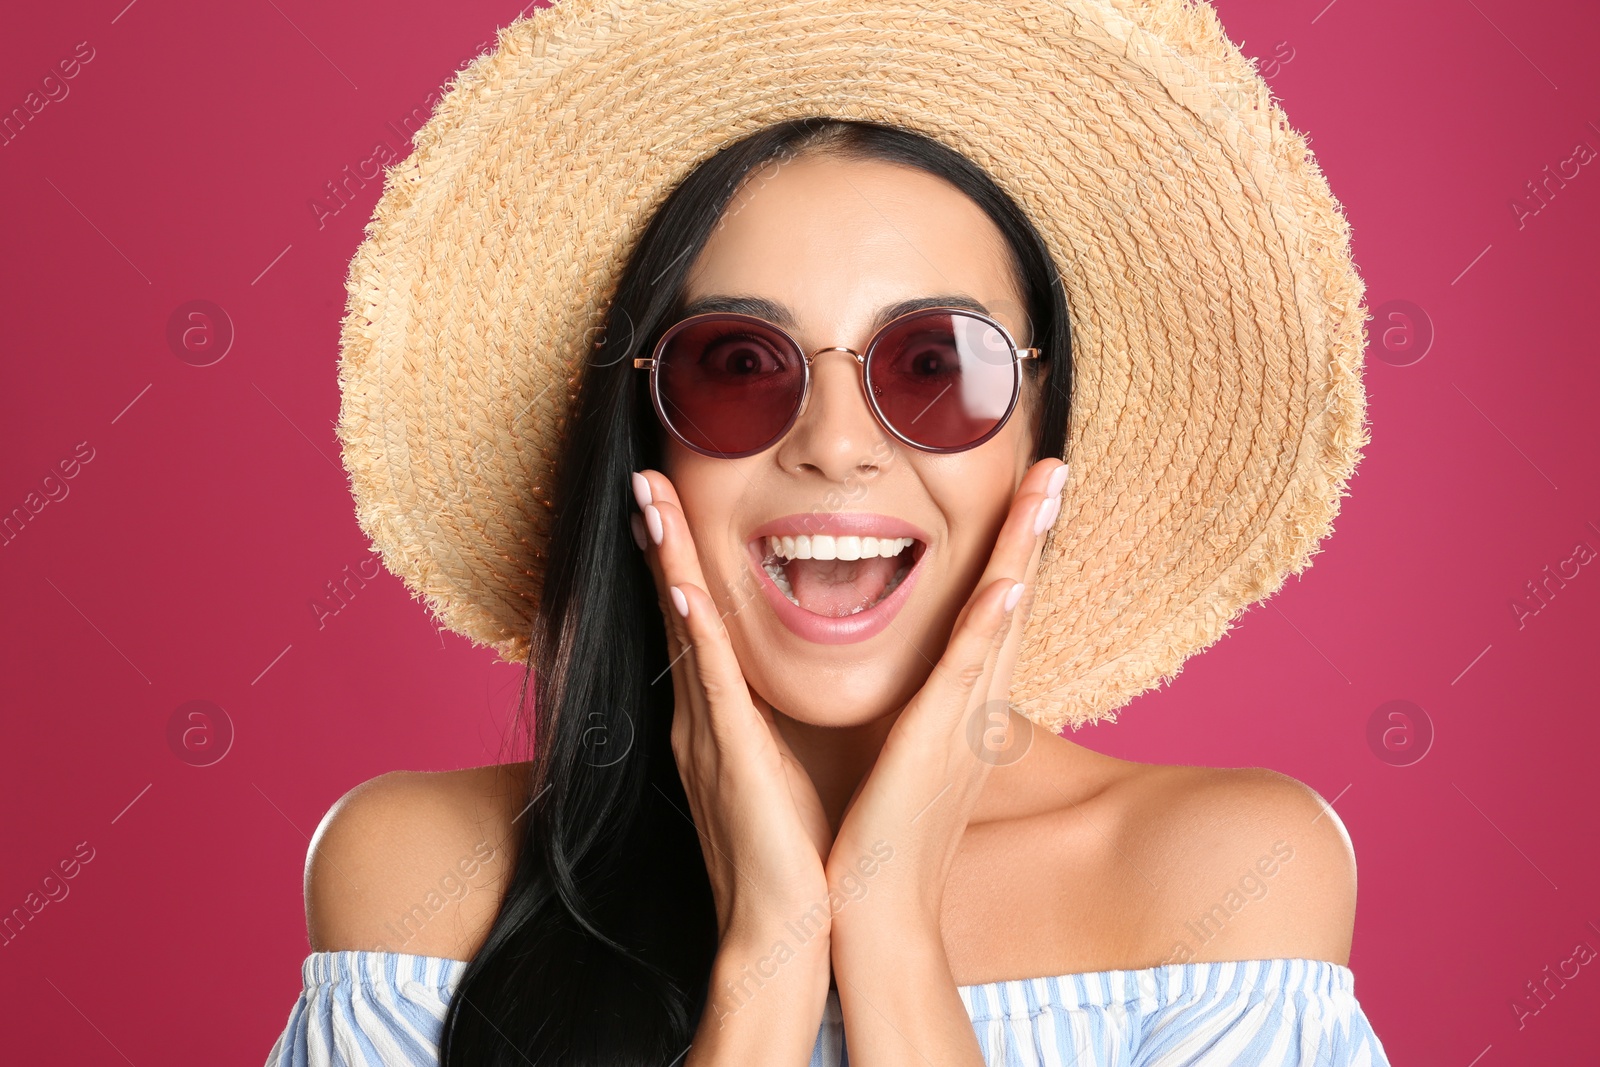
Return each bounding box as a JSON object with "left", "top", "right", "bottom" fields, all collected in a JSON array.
[{"left": 264, "top": 951, "right": 1391, "bottom": 1066}]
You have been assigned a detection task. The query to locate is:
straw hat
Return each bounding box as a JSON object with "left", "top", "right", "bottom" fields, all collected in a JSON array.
[{"left": 336, "top": 0, "right": 1369, "bottom": 733}]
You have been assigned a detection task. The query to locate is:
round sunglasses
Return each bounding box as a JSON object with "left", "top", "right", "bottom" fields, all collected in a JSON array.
[{"left": 632, "top": 306, "right": 1039, "bottom": 458}]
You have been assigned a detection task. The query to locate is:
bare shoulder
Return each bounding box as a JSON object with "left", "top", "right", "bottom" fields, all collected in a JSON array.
[
  {"left": 304, "top": 761, "right": 532, "bottom": 962},
  {"left": 1121, "top": 764, "right": 1357, "bottom": 967}
]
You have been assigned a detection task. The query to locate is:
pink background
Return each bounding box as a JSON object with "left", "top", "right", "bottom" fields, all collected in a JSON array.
[{"left": 3, "top": 0, "right": 1597, "bottom": 1061}]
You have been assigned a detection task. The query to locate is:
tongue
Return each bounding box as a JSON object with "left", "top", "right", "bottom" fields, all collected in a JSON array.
[{"left": 784, "top": 555, "right": 901, "bottom": 617}]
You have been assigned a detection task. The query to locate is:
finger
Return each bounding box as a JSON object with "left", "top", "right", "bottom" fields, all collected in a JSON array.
[
  {"left": 986, "top": 460, "right": 1068, "bottom": 706},
  {"left": 904, "top": 460, "right": 1066, "bottom": 737},
  {"left": 935, "top": 457, "right": 1059, "bottom": 661},
  {"left": 633, "top": 470, "right": 713, "bottom": 601},
  {"left": 630, "top": 471, "right": 694, "bottom": 728},
  {"left": 960, "top": 459, "right": 1062, "bottom": 705},
  {"left": 631, "top": 497, "right": 682, "bottom": 657},
  {"left": 671, "top": 580, "right": 768, "bottom": 751},
  {"left": 634, "top": 471, "right": 766, "bottom": 749},
  {"left": 642, "top": 503, "right": 712, "bottom": 673},
  {"left": 972, "top": 458, "right": 1066, "bottom": 607},
  {"left": 900, "top": 574, "right": 1023, "bottom": 741},
  {"left": 642, "top": 475, "right": 768, "bottom": 692},
  {"left": 634, "top": 469, "right": 766, "bottom": 628}
]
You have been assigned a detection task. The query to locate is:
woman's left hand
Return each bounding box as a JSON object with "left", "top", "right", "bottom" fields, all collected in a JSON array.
[{"left": 825, "top": 456, "right": 1067, "bottom": 956}]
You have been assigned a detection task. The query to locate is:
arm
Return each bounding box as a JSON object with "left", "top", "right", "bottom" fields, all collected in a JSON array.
[
  {"left": 304, "top": 764, "right": 523, "bottom": 959},
  {"left": 1133, "top": 766, "right": 1358, "bottom": 969},
  {"left": 267, "top": 766, "right": 521, "bottom": 1067},
  {"left": 686, "top": 920, "right": 834, "bottom": 1066},
  {"left": 1128, "top": 767, "right": 1381, "bottom": 1066},
  {"left": 633, "top": 470, "right": 839, "bottom": 1067},
  {"left": 831, "top": 912, "right": 981, "bottom": 1064}
]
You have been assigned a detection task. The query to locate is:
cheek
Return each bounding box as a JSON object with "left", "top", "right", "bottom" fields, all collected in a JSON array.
[
  {"left": 713, "top": 542, "right": 766, "bottom": 621},
  {"left": 665, "top": 452, "right": 757, "bottom": 589},
  {"left": 938, "top": 443, "right": 1024, "bottom": 524},
  {"left": 922, "top": 452, "right": 1022, "bottom": 596},
  {"left": 1017, "top": 380, "right": 1047, "bottom": 457},
  {"left": 659, "top": 435, "right": 695, "bottom": 483}
]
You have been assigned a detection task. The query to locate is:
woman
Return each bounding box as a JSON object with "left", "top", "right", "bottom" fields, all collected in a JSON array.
[{"left": 267, "top": 2, "right": 1388, "bottom": 1065}]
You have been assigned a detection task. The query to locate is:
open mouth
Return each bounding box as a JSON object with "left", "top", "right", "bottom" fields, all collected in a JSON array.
[{"left": 754, "top": 533, "right": 925, "bottom": 618}]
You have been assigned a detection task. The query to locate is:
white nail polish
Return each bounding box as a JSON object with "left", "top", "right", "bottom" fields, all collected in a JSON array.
[
  {"left": 1003, "top": 581, "right": 1024, "bottom": 613},
  {"left": 1046, "top": 462, "right": 1069, "bottom": 498},
  {"left": 1033, "top": 496, "right": 1057, "bottom": 535},
  {"left": 631, "top": 471, "right": 652, "bottom": 510},
  {"left": 1040, "top": 494, "right": 1062, "bottom": 533}
]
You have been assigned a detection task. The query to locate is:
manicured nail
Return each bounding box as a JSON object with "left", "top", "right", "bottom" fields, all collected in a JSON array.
[
  {"left": 644, "top": 503, "right": 664, "bottom": 546},
  {"left": 1003, "top": 581, "right": 1025, "bottom": 613},
  {"left": 1046, "top": 462, "right": 1070, "bottom": 498},
  {"left": 670, "top": 585, "right": 689, "bottom": 618},
  {"left": 631, "top": 471, "right": 653, "bottom": 510},
  {"left": 1033, "top": 494, "right": 1060, "bottom": 535},
  {"left": 629, "top": 513, "right": 648, "bottom": 551}
]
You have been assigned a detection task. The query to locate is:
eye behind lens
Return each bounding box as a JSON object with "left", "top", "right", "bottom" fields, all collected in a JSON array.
[
  {"left": 868, "top": 310, "right": 1019, "bottom": 451},
  {"left": 653, "top": 314, "right": 806, "bottom": 457}
]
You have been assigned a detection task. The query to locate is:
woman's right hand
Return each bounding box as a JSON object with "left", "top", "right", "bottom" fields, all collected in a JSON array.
[{"left": 630, "top": 470, "right": 833, "bottom": 946}]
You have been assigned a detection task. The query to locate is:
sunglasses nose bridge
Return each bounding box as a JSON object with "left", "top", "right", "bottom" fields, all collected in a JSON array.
[
  {"left": 803, "top": 345, "right": 866, "bottom": 366},
  {"left": 790, "top": 343, "right": 884, "bottom": 440},
  {"left": 796, "top": 345, "right": 870, "bottom": 417}
]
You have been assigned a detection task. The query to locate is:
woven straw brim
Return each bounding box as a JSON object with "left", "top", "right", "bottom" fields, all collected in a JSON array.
[{"left": 336, "top": 0, "right": 1368, "bottom": 733}]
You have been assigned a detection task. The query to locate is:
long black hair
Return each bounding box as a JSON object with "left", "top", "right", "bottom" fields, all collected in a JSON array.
[{"left": 439, "top": 116, "right": 1073, "bottom": 1066}]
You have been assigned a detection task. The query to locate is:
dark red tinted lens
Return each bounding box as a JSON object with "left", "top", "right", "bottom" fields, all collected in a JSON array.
[
  {"left": 867, "top": 311, "right": 1019, "bottom": 450},
  {"left": 653, "top": 315, "right": 806, "bottom": 456}
]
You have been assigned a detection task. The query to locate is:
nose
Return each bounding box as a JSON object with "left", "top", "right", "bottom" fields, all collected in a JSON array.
[{"left": 774, "top": 348, "right": 894, "bottom": 482}]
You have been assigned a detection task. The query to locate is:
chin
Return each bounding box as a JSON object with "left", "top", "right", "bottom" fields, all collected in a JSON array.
[
  {"left": 742, "top": 658, "right": 926, "bottom": 729},
  {"left": 767, "top": 692, "right": 902, "bottom": 730}
]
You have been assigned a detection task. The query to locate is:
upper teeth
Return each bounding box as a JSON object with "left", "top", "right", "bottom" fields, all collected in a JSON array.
[{"left": 763, "top": 534, "right": 914, "bottom": 562}]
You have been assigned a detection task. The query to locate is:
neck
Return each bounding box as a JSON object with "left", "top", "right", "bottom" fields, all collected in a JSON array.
[
  {"left": 771, "top": 706, "right": 901, "bottom": 833},
  {"left": 770, "top": 702, "right": 1117, "bottom": 836}
]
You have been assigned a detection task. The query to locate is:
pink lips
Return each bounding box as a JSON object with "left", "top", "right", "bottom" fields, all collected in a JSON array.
[{"left": 744, "top": 513, "right": 928, "bottom": 645}]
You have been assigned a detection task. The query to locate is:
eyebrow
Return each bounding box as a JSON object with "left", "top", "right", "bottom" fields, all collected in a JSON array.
[{"left": 674, "top": 294, "right": 994, "bottom": 337}]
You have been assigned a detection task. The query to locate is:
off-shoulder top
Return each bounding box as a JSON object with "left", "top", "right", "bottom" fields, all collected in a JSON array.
[{"left": 263, "top": 950, "right": 1391, "bottom": 1065}]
